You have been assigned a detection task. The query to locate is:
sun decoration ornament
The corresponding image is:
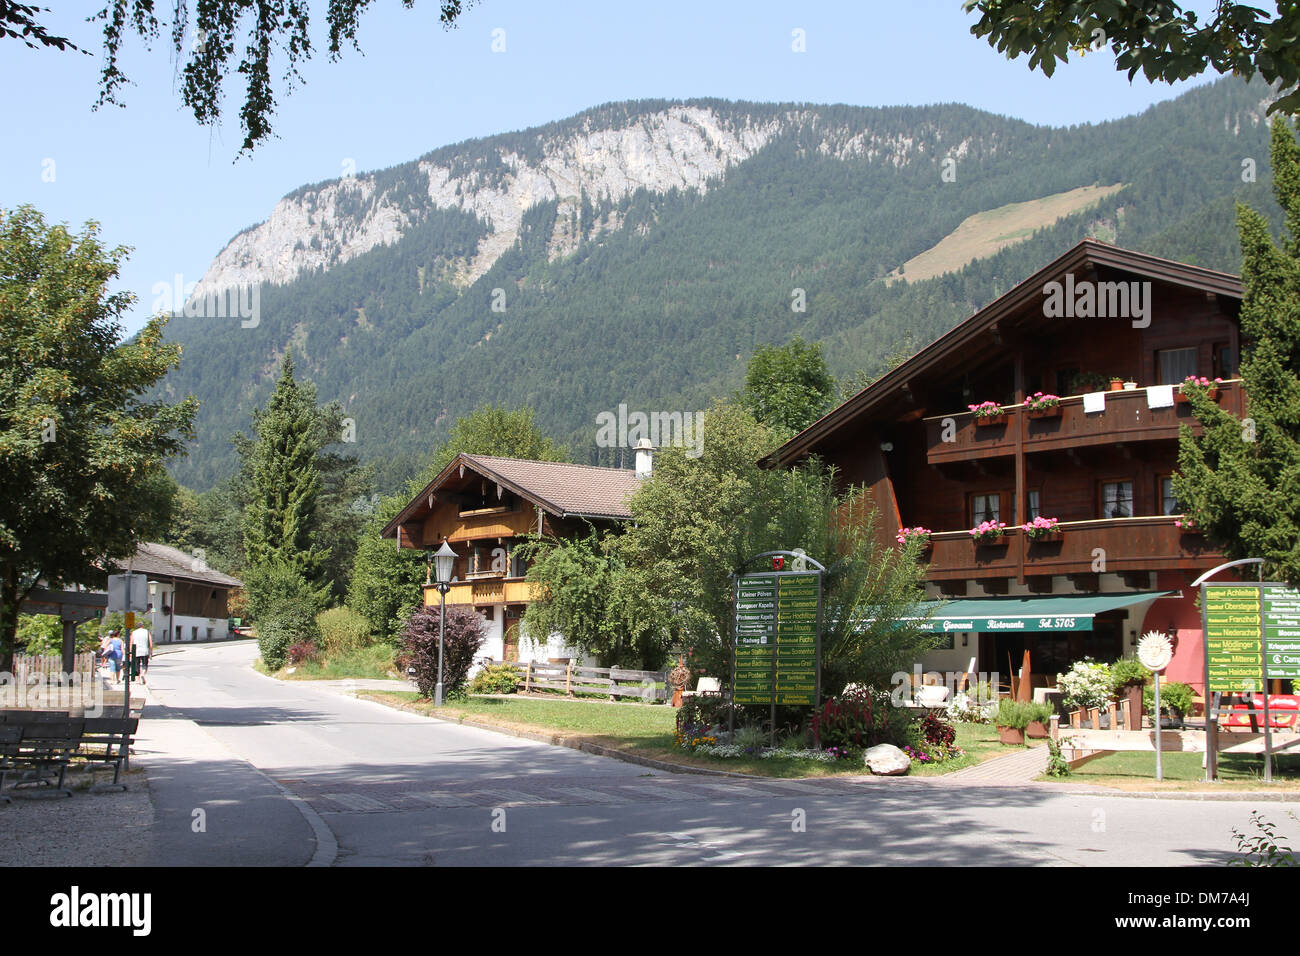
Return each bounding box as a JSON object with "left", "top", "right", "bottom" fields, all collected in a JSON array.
[{"left": 1137, "top": 631, "right": 1174, "bottom": 672}]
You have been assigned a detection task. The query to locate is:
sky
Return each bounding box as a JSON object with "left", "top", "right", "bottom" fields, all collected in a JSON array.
[{"left": 0, "top": 0, "right": 1224, "bottom": 334}]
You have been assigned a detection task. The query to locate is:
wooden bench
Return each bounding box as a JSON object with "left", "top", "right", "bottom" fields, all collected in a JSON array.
[
  {"left": 7, "top": 720, "right": 84, "bottom": 797},
  {"left": 0, "top": 726, "right": 20, "bottom": 804},
  {"left": 77, "top": 717, "right": 138, "bottom": 791}
]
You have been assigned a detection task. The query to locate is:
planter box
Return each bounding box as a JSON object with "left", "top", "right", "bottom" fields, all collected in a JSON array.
[
  {"left": 972, "top": 535, "right": 1009, "bottom": 546},
  {"left": 1025, "top": 531, "right": 1063, "bottom": 543},
  {"left": 1175, "top": 387, "right": 1220, "bottom": 404},
  {"left": 997, "top": 725, "right": 1025, "bottom": 745},
  {"left": 1026, "top": 406, "right": 1062, "bottom": 419},
  {"left": 974, "top": 414, "right": 1007, "bottom": 427}
]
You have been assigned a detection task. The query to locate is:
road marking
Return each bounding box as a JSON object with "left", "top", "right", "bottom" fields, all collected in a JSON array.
[
  {"left": 402, "top": 791, "right": 480, "bottom": 808},
  {"left": 472, "top": 788, "right": 557, "bottom": 806},
  {"left": 614, "top": 782, "right": 699, "bottom": 801}
]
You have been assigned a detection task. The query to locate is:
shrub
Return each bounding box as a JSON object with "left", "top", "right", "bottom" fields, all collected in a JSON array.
[
  {"left": 1109, "top": 657, "right": 1151, "bottom": 694},
  {"left": 1057, "top": 659, "right": 1113, "bottom": 711},
  {"left": 734, "top": 725, "right": 767, "bottom": 755},
  {"left": 1144, "top": 681, "right": 1197, "bottom": 717},
  {"left": 812, "top": 687, "right": 916, "bottom": 750},
  {"left": 400, "top": 604, "right": 487, "bottom": 699},
  {"left": 995, "top": 699, "right": 1033, "bottom": 730},
  {"left": 242, "top": 559, "right": 328, "bottom": 623},
  {"left": 287, "top": 641, "right": 320, "bottom": 666},
  {"left": 1026, "top": 701, "right": 1055, "bottom": 725},
  {"left": 921, "top": 712, "right": 956, "bottom": 748},
  {"left": 258, "top": 596, "right": 321, "bottom": 670},
  {"left": 468, "top": 662, "right": 521, "bottom": 695},
  {"left": 316, "top": 606, "right": 372, "bottom": 657}
]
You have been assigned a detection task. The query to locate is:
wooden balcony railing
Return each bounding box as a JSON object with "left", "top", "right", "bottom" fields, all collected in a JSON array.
[
  {"left": 924, "top": 380, "right": 1244, "bottom": 465},
  {"left": 432, "top": 579, "right": 537, "bottom": 606},
  {"left": 922, "top": 515, "right": 1225, "bottom": 581}
]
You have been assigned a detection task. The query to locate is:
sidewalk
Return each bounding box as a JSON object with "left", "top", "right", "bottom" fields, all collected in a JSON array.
[{"left": 943, "top": 743, "right": 1051, "bottom": 784}]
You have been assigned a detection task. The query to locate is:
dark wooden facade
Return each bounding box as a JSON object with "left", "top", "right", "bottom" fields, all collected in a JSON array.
[{"left": 766, "top": 241, "right": 1248, "bottom": 692}]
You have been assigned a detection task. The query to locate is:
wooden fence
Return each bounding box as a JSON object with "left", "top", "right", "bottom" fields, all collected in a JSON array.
[
  {"left": 12, "top": 652, "right": 97, "bottom": 683},
  {"left": 486, "top": 660, "right": 668, "bottom": 702}
]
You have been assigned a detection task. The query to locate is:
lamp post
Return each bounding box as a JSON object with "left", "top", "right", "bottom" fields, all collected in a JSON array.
[{"left": 432, "top": 540, "right": 457, "bottom": 707}]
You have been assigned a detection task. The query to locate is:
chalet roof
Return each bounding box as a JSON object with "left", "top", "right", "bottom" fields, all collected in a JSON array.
[
  {"left": 761, "top": 239, "right": 1243, "bottom": 467},
  {"left": 382, "top": 454, "right": 642, "bottom": 538},
  {"left": 112, "top": 542, "right": 243, "bottom": 589}
]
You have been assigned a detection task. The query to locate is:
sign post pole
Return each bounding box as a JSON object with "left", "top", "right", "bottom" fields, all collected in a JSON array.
[{"left": 1138, "top": 631, "right": 1174, "bottom": 783}]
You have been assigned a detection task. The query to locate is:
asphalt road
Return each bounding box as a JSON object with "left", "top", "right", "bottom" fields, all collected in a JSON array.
[{"left": 139, "top": 642, "right": 1296, "bottom": 867}]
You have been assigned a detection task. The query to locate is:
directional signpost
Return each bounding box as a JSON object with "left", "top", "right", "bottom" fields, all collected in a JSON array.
[
  {"left": 1201, "top": 579, "right": 1300, "bottom": 782},
  {"left": 731, "top": 551, "right": 825, "bottom": 745}
]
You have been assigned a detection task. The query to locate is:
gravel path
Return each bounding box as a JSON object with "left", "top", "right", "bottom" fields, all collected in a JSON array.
[{"left": 0, "top": 767, "right": 154, "bottom": 866}]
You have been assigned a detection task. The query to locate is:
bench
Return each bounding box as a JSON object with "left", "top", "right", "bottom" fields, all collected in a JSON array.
[
  {"left": 0, "top": 726, "right": 19, "bottom": 804},
  {"left": 77, "top": 717, "right": 138, "bottom": 791},
  {"left": 7, "top": 720, "right": 84, "bottom": 797}
]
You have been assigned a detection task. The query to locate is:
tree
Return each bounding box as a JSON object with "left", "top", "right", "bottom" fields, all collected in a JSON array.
[
  {"left": 1175, "top": 118, "right": 1300, "bottom": 583},
  {"left": 418, "top": 403, "right": 568, "bottom": 485},
  {"left": 965, "top": 1, "right": 1300, "bottom": 115},
  {"left": 75, "top": 2, "right": 476, "bottom": 155},
  {"left": 240, "top": 352, "right": 331, "bottom": 589},
  {"left": 0, "top": 205, "right": 198, "bottom": 671},
  {"left": 740, "top": 336, "right": 837, "bottom": 435},
  {"left": 400, "top": 603, "right": 486, "bottom": 698}
]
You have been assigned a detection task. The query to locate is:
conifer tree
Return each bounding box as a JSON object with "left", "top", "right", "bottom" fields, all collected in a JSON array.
[
  {"left": 242, "top": 352, "right": 328, "bottom": 587},
  {"left": 1175, "top": 118, "right": 1300, "bottom": 584}
]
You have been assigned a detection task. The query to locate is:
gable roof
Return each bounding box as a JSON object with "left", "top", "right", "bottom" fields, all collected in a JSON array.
[
  {"left": 112, "top": 542, "right": 243, "bottom": 588},
  {"left": 761, "top": 239, "right": 1243, "bottom": 467},
  {"left": 382, "top": 454, "right": 642, "bottom": 538}
]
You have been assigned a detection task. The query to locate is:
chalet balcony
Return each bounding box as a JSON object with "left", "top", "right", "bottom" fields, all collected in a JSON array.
[
  {"left": 923, "top": 380, "right": 1243, "bottom": 465},
  {"left": 433, "top": 579, "right": 536, "bottom": 607},
  {"left": 923, "top": 515, "right": 1225, "bottom": 582}
]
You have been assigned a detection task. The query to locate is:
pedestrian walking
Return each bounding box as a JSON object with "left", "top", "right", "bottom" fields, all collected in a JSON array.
[
  {"left": 129, "top": 623, "right": 153, "bottom": 685},
  {"left": 104, "top": 628, "right": 125, "bottom": 685}
]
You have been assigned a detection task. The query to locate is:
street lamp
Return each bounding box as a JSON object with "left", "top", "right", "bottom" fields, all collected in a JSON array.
[{"left": 432, "top": 540, "right": 457, "bottom": 706}]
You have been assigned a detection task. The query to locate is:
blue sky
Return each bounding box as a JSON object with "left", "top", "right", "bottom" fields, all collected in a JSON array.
[{"left": 1, "top": 0, "right": 1220, "bottom": 334}]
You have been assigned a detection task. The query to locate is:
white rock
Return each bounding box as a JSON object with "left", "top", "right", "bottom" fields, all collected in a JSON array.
[{"left": 863, "top": 743, "right": 911, "bottom": 776}]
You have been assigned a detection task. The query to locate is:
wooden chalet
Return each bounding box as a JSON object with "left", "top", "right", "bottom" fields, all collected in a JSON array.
[
  {"left": 764, "top": 239, "right": 1247, "bottom": 694},
  {"left": 382, "top": 454, "right": 643, "bottom": 663}
]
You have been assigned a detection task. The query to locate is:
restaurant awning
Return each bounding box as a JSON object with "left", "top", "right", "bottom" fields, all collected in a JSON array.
[{"left": 904, "top": 591, "right": 1178, "bottom": 633}]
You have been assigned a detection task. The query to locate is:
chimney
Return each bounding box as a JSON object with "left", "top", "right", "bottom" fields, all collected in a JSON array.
[{"left": 634, "top": 438, "right": 654, "bottom": 478}]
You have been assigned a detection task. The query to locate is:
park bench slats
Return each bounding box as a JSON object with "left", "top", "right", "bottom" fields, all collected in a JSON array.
[
  {"left": 0, "top": 726, "right": 20, "bottom": 804},
  {"left": 0, "top": 715, "right": 138, "bottom": 799},
  {"left": 77, "top": 717, "right": 138, "bottom": 790},
  {"left": 10, "top": 720, "right": 84, "bottom": 796}
]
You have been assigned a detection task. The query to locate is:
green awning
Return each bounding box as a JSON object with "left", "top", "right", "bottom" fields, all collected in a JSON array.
[{"left": 903, "top": 591, "right": 1177, "bottom": 633}]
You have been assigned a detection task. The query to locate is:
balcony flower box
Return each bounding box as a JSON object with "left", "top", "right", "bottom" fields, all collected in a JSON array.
[
  {"left": 968, "top": 401, "right": 1007, "bottom": 427},
  {"left": 896, "top": 526, "right": 932, "bottom": 551},
  {"left": 1174, "top": 515, "right": 1201, "bottom": 535},
  {"left": 1175, "top": 376, "right": 1222, "bottom": 404},
  {"left": 1024, "top": 392, "right": 1061, "bottom": 419},
  {"left": 969, "top": 520, "right": 1008, "bottom": 544},
  {"left": 1022, "top": 516, "right": 1063, "bottom": 541}
]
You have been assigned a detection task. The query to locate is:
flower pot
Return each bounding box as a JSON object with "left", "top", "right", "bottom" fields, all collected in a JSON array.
[
  {"left": 997, "top": 725, "right": 1025, "bottom": 745},
  {"left": 973, "top": 535, "right": 1008, "bottom": 546},
  {"left": 1026, "top": 720, "right": 1049, "bottom": 739},
  {"left": 1027, "top": 406, "right": 1062, "bottom": 420},
  {"left": 1123, "top": 382, "right": 1138, "bottom": 390},
  {"left": 1109, "top": 380, "right": 1124, "bottom": 391},
  {"left": 671, "top": 687, "right": 683, "bottom": 707},
  {"left": 1026, "top": 531, "right": 1062, "bottom": 543},
  {"left": 974, "top": 414, "right": 1007, "bottom": 427},
  {"left": 1175, "top": 386, "right": 1220, "bottom": 404}
]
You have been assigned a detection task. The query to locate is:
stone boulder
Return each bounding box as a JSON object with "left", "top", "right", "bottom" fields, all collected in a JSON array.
[{"left": 863, "top": 743, "right": 911, "bottom": 776}]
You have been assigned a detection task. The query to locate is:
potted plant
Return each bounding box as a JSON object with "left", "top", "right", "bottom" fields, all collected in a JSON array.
[
  {"left": 1175, "top": 375, "right": 1223, "bottom": 404},
  {"left": 1144, "top": 680, "right": 1196, "bottom": 729},
  {"left": 669, "top": 657, "right": 691, "bottom": 708},
  {"left": 1109, "top": 657, "right": 1151, "bottom": 726},
  {"left": 969, "top": 520, "right": 1008, "bottom": 544},
  {"left": 1070, "top": 371, "right": 1111, "bottom": 394},
  {"left": 896, "top": 526, "right": 932, "bottom": 551},
  {"left": 1022, "top": 515, "right": 1062, "bottom": 541},
  {"left": 995, "top": 699, "right": 1032, "bottom": 744},
  {"left": 1025, "top": 392, "right": 1062, "bottom": 419},
  {"left": 1025, "top": 701, "right": 1055, "bottom": 739},
  {"left": 968, "top": 401, "right": 1007, "bottom": 427},
  {"left": 1174, "top": 514, "right": 1201, "bottom": 534},
  {"left": 1109, "top": 376, "right": 1124, "bottom": 391},
  {"left": 1057, "top": 660, "right": 1113, "bottom": 723}
]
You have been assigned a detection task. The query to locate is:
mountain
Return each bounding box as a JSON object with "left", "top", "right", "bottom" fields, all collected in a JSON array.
[{"left": 158, "top": 79, "right": 1283, "bottom": 493}]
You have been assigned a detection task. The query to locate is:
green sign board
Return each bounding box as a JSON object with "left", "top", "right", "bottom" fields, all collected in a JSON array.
[
  {"left": 1204, "top": 584, "right": 1264, "bottom": 693},
  {"left": 1263, "top": 585, "right": 1300, "bottom": 679},
  {"left": 733, "top": 570, "right": 821, "bottom": 706}
]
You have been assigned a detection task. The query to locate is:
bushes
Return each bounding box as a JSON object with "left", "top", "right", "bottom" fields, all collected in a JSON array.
[
  {"left": 811, "top": 688, "right": 915, "bottom": 750},
  {"left": 995, "top": 699, "right": 1034, "bottom": 730},
  {"left": 1144, "top": 680, "right": 1196, "bottom": 717},
  {"left": 1109, "top": 657, "right": 1151, "bottom": 694},
  {"left": 400, "top": 604, "right": 487, "bottom": 698},
  {"left": 316, "top": 606, "right": 371, "bottom": 657},
  {"left": 468, "top": 662, "right": 520, "bottom": 695},
  {"left": 287, "top": 641, "right": 320, "bottom": 666},
  {"left": 1056, "top": 660, "right": 1113, "bottom": 711},
  {"left": 244, "top": 560, "right": 327, "bottom": 670}
]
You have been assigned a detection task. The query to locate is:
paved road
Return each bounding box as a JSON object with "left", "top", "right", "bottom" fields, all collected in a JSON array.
[{"left": 141, "top": 642, "right": 1296, "bottom": 866}]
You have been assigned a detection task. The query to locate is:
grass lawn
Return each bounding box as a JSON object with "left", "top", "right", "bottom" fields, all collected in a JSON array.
[
  {"left": 359, "top": 691, "right": 1025, "bottom": 779},
  {"left": 1041, "top": 749, "right": 1300, "bottom": 791},
  {"left": 256, "top": 644, "right": 398, "bottom": 681}
]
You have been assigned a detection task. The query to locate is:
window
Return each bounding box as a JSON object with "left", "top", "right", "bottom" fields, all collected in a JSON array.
[
  {"left": 191, "top": 626, "right": 199, "bottom": 641},
  {"left": 509, "top": 548, "right": 529, "bottom": 578},
  {"left": 1101, "top": 481, "right": 1134, "bottom": 518},
  {"left": 1157, "top": 347, "right": 1198, "bottom": 385},
  {"left": 1213, "top": 342, "right": 1238, "bottom": 379},
  {"left": 1160, "top": 477, "right": 1181, "bottom": 516},
  {"left": 1057, "top": 366, "right": 1079, "bottom": 394},
  {"left": 971, "top": 493, "right": 1000, "bottom": 524},
  {"left": 1028, "top": 490, "right": 1041, "bottom": 520}
]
